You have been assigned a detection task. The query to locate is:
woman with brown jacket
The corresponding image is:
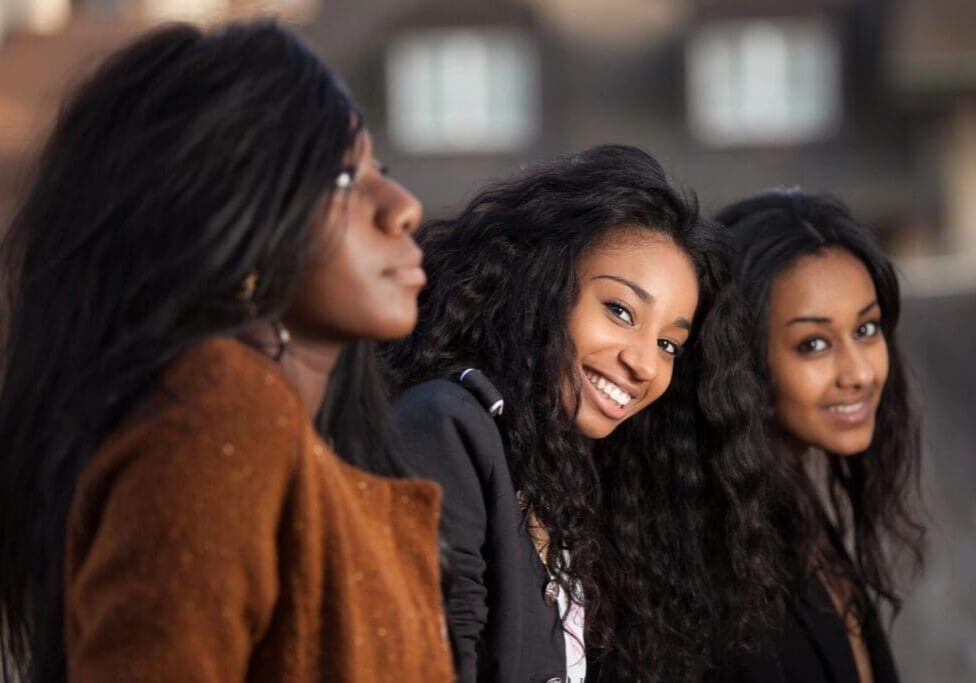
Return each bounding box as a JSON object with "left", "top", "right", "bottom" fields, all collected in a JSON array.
[{"left": 0, "top": 21, "right": 453, "bottom": 683}]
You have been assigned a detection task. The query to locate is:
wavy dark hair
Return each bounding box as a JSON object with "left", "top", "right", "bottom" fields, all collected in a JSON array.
[
  {"left": 383, "top": 145, "right": 784, "bottom": 680},
  {"left": 715, "top": 189, "right": 925, "bottom": 622},
  {"left": 0, "top": 21, "right": 401, "bottom": 683}
]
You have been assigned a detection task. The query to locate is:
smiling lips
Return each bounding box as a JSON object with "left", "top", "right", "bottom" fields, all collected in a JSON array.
[
  {"left": 583, "top": 368, "right": 635, "bottom": 411},
  {"left": 823, "top": 398, "right": 874, "bottom": 426}
]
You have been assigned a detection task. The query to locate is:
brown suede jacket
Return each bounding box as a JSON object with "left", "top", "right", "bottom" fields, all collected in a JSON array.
[{"left": 65, "top": 338, "right": 453, "bottom": 682}]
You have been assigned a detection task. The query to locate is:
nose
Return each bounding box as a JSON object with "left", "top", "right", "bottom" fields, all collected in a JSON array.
[
  {"left": 378, "top": 178, "right": 423, "bottom": 235},
  {"left": 836, "top": 343, "right": 874, "bottom": 389},
  {"left": 619, "top": 344, "right": 658, "bottom": 384}
]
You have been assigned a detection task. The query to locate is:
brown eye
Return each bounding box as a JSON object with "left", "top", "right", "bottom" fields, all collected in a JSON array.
[
  {"left": 797, "top": 337, "right": 829, "bottom": 354},
  {"left": 604, "top": 301, "right": 634, "bottom": 325},
  {"left": 658, "top": 338, "right": 684, "bottom": 358},
  {"left": 856, "top": 320, "right": 881, "bottom": 339}
]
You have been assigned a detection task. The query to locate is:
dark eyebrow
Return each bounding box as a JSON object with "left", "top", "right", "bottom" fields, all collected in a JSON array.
[
  {"left": 858, "top": 300, "right": 879, "bottom": 316},
  {"left": 786, "top": 300, "right": 879, "bottom": 326},
  {"left": 592, "top": 275, "right": 653, "bottom": 303},
  {"left": 786, "top": 315, "right": 830, "bottom": 326},
  {"left": 593, "top": 274, "right": 692, "bottom": 331}
]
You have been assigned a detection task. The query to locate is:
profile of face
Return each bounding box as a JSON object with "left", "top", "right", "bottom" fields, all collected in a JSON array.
[
  {"left": 564, "top": 229, "right": 699, "bottom": 439},
  {"left": 766, "top": 246, "right": 889, "bottom": 455},
  {"left": 285, "top": 130, "right": 424, "bottom": 342}
]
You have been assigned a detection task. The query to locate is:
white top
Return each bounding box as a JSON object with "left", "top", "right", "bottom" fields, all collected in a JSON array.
[{"left": 557, "top": 551, "right": 586, "bottom": 681}]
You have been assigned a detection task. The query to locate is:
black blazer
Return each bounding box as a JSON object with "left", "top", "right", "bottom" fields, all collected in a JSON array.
[
  {"left": 392, "top": 379, "right": 568, "bottom": 683},
  {"left": 711, "top": 571, "right": 899, "bottom": 683}
]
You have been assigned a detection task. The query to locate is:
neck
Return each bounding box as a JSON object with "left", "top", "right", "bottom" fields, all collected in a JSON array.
[
  {"left": 278, "top": 337, "right": 343, "bottom": 419},
  {"left": 242, "top": 322, "right": 344, "bottom": 419}
]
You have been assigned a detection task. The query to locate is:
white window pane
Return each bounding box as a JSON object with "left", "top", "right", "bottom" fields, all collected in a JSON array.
[
  {"left": 687, "top": 18, "right": 840, "bottom": 146},
  {"left": 386, "top": 28, "right": 539, "bottom": 154}
]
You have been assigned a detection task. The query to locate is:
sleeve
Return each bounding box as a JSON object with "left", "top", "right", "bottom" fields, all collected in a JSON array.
[
  {"left": 65, "top": 399, "right": 299, "bottom": 683},
  {"left": 391, "top": 380, "right": 504, "bottom": 683}
]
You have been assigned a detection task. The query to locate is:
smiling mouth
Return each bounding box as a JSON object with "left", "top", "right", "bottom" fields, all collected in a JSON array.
[
  {"left": 823, "top": 399, "right": 873, "bottom": 425},
  {"left": 827, "top": 401, "right": 864, "bottom": 414},
  {"left": 583, "top": 368, "right": 634, "bottom": 409}
]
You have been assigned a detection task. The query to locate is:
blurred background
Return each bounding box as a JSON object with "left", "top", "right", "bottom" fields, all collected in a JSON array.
[{"left": 0, "top": 0, "right": 973, "bottom": 679}]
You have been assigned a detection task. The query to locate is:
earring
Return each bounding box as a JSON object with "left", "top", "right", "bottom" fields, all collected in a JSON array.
[
  {"left": 237, "top": 270, "right": 258, "bottom": 302},
  {"left": 272, "top": 320, "right": 290, "bottom": 361}
]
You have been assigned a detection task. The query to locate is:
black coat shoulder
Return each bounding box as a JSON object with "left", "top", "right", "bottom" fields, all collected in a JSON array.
[{"left": 392, "top": 378, "right": 566, "bottom": 683}]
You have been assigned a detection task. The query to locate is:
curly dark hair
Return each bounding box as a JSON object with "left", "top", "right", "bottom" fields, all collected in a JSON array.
[
  {"left": 0, "top": 21, "right": 404, "bottom": 683},
  {"left": 715, "top": 189, "right": 925, "bottom": 622},
  {"left": 383, "top": 145, "right": 784, "bottom": 680}
]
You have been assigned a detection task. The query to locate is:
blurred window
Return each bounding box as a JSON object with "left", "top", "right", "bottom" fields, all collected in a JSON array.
[
  {"left": 386, "top": 28, "right": 539, "bottom": 154},
  {"left": 2, "top": 0, "right": 71, "bottom": 33},
  {"left": 142, "top": 0, "right": 228, "bottom": 22},
  {"left": 687, "top": 18, "right": 841, "bottom": 146}
]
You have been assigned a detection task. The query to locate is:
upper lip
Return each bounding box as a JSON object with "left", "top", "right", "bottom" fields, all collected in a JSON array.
[
  {"left": 385, "top": 245, "right": 423, "bottom": 273},
  {"left": 583, "top": 365, "right": 641, "bottom": 400},
  {"left": 822, "top": 394, "right": 872, "bottom": 408}
]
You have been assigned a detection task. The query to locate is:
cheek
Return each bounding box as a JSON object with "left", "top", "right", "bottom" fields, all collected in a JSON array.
[
  {"left": 873, "top": 340, "right": 891, "bottom": 388},
  {"left": 769, "top": 357, "right": 828, "bottom": 429}
]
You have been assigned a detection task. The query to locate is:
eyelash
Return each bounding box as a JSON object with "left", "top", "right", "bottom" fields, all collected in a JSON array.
[
  {"left": 795, "top": 319, "right": 883, "bottom": 354},
  {"left": 605, "top": 301, "right": 633, "bottom": 325},
  {"left": 659, "top": 338, "right": 685, "bottom": 358},
  {"left": 604, "top": 301, "right": 685, "bottom": 358},
  {"left": 335, "top": 160, "right": 391, "bottom": 193},
  {"left": 856, "top": 320, "right": 881, "bottom": 339}
]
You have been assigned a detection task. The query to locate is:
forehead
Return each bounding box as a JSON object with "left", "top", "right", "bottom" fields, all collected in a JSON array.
[
  {"left": 769, "top": 247, "right": 877, "bottom": 322},
  {"left": 579, "top": 229, "right": 699, "bottom": 302}
]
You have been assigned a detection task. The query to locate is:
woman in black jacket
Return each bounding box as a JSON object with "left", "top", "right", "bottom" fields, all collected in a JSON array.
[
  {"left": 383, "top": 145, "right": 785, "bottom": 682},
  {"left": 713, "top": 189, "right": 925, "bottom": 683}
]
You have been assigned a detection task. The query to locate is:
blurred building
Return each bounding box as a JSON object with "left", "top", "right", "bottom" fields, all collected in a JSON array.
[
  {"left": 309, "top": 1, "right": 976, "bottom": 272},
  {"left": 0, "top": 0, "right": 313, "bottom": 221}
]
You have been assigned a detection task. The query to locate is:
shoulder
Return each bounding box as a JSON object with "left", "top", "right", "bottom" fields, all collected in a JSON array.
[
  {"left": 394, "top": 378, "right": 504, "bottom": 449},
  {"left": 162, "top": 336, "right": 305, "bottom": 418},
  {"left": 90, "top": 337, "right": 306, "bottom": 491},
  {"left": 392, "top": 378, "right": 506, "bottom": 485}
]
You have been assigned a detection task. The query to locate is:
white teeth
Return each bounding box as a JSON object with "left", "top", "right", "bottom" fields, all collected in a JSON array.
[
  {"left": 828, "top": 402, "right": 864, "bottom": 414},
  {"left": 584, "top": 370, "right": 633, "bottom": 408}
]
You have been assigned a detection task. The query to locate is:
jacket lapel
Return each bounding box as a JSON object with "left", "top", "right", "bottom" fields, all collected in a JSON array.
[{"left": 791, "top": 577, "right": 861, "bottom": 683}]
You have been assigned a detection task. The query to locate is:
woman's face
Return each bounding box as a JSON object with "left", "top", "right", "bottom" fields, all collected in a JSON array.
[
  {"left": 766, "top": 246, "right": 889, "bottom": 455},
  {"left": 564, "top": 229, "right": 699, "bottom": 439},
  {"left": 286, "top": 130, "right": 424, "bottom": 342}
]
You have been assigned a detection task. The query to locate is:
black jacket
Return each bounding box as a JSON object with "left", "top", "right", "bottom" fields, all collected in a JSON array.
[
  {"left": 712, "top": 564, "right": 899, "bottom": 683},
  {"left": 392, "top": 379, "right": 569, "bottom": 683}
]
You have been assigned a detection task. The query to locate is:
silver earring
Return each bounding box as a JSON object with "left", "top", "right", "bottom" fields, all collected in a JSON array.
[{"left": 272, "top": 320, "right": 290, "bottom": 361}]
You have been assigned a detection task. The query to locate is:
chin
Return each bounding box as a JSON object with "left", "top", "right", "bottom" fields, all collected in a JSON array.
[
  {"left": 574, "top": 414, "right": 620, "bottom": 440},
  {"left": 818, "top": 430, "right": 875, "bottom": 456},
  {"left": 372, "top": 315, "right": 419, "bottom": 341}
]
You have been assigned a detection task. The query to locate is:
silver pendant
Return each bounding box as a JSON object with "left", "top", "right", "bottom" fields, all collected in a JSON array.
[{"left": 543, "top": 579, "right": 560, "bottom": 607}]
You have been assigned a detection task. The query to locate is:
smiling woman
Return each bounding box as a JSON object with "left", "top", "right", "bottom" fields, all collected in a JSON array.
[
  {"left": 766, "top": 247, "right": 890, "bottom": 457},
  {"left": 712, "top": 190, "right": 925, "bottom": 683},
  {"left": 567, "top": 231, "right": 698, "bottom": 438},
  {"left": 382, "top": 145, "right": 785, "bottom": 682}
]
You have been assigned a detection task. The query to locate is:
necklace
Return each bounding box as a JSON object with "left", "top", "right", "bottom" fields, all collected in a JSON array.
[{"left": 516, "top": 491, "right": 561, "bottom": 607}]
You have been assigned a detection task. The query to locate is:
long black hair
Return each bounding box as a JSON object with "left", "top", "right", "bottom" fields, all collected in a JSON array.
[
  {"left": 0, "top": 21, "right": 394, "bottom": 682},
  {"left": 715, "top": 189, "right": 924, "bottom": 621},
  {"left": 384, "top": 145, "right": 784, "bottom": 680}
]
